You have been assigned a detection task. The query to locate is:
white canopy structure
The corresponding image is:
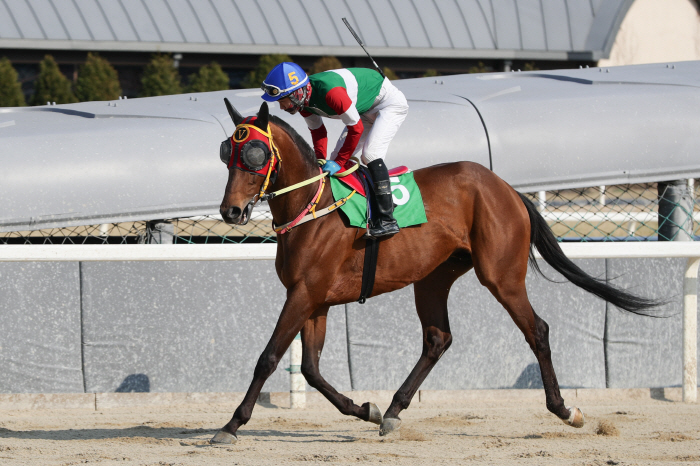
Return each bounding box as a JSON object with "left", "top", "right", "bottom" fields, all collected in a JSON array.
[{"left": 1, "top": 60, "right": 699, "bottom": 232}]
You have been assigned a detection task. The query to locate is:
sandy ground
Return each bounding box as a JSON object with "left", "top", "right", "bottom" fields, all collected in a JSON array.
[{"left": 1, "top": 394, "right": 699, "bottom": 466}]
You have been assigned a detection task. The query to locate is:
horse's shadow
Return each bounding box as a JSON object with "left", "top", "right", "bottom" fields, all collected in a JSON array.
[
  {"left": 0, "top": 425, "right": 210, "bottom": 441},
  {"left": 0, "top": 425, "right": 352, "bottom": 442},
  {"left": 512, "top": 363, "right": 544, "bottom": 389},
  {"left": 115, "top": 374, "right": 150, "bottom": 393}
]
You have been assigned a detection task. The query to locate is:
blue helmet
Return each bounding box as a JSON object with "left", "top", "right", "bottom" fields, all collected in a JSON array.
[{"left": 261, "top": 62, "right": 308, "bottom": 103}]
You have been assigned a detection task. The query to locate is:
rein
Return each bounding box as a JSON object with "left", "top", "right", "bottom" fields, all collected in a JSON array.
[
  {"left": 271, "top": 160, "right": 359, "bottom": 235},
  {"left": 262, "top": 157, "right": 359, "bottom": 201},
  {"left": 232, "top": 119, "right": 359, "bottom": 234}
]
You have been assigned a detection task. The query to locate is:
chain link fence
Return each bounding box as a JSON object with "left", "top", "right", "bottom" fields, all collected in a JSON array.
[
  {"left": 521, "top": 180, "right": 698, "bottom": 241},
  {"left": 0, "top": 212, "right": 276, "bottom": 245},
  {"left": 1, "top": 181, "right": 697, "bottom": 245}
]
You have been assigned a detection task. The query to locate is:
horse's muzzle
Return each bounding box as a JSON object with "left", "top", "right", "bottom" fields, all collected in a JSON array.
[{"left": 221, "top": 202, "right": 254, "bottom": 225}]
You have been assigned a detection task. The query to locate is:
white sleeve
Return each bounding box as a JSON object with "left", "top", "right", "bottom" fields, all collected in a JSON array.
[
  {"left": 304, "top": 113, "right": 324, "bottom": 130},
  {"left": 339, "top": 105, "right": 361, "bottom": 127}
]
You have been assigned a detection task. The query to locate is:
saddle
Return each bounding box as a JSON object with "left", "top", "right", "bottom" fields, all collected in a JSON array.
[{"left": 337, "top": 166, "right": 410, "bottom": 198}]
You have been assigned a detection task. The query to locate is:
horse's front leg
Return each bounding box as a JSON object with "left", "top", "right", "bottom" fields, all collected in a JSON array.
[
  {"left": 211, "top": 285, "right": 318, "bottom": 444},
  {"left": 300, "top": 307, "right": 382, "bottom": 425}
]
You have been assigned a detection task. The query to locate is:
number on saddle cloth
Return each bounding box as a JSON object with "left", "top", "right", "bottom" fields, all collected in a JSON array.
[
  {"left": 357, "top": 166, "right": 409, "bottom": 224},
  {"left": 329, "top": 166, "right": 427, "bottom": 229}
]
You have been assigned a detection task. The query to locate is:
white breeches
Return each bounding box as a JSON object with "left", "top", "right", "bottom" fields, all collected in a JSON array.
[{"left": 330, "top": 78, "right": 409, "bottom": 164}]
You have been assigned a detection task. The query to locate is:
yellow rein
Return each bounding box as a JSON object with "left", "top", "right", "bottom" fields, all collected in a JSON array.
[
  {"left": 262, "top": 157, "right": 359, "bottom": 201},
  {"left": 271, "top": 158, "right": 360, "bottom": 234},
  {"left": 234, "top": 121, "right": 360, "bottom": 233}
]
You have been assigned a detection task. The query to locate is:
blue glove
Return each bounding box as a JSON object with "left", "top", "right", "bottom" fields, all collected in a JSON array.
[{"left": 322, "top": 160, "right": 342, "bottom": 176}]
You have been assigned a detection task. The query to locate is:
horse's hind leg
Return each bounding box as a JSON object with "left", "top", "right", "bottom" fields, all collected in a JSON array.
[
  {"left": 480, "top": 272, "right": 585, "bottom": 428},
  {"left": 300, "top": 306, "right": 382, "bottom": 425},
  {"left": 380, "top": 257, "right": 469, "bottom": 435}
]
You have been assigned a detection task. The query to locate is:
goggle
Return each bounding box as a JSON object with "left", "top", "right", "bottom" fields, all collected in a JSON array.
[
  {"left": 220, "top": 137, "right": 271, "bottom": 175},
  {"left": 219, "top": 119, "right": 276, "bottom": 177},
  {"left": 261, "top": 74, "right": 308, "bottom": 98},
  {"left": 261, "top": 83, "right": 283, "bottom": 98}
]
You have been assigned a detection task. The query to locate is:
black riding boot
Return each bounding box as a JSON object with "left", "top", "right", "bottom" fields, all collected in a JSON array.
[{"left": 366, "top": 159, "right": 400, "bottom": 237}]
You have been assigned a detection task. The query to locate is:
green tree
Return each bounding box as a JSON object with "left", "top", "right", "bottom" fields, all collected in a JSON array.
[
  {"left": 240, "top": 53, "right": 292, "bottom": 89},
  {"left": 310, "top": 56, "right": 342, "bottom": 74},
  {"left": 382, "top": 67, "right": 399, "bottom": 80},
  {"left": 523, "top": 62, "right": 539, "bottom": 71},
  {"left": 422, "top": 69, "right": 439, "bottom": 78},
  {"left": 140, "top": 54, "right": 182, "bottom": 97},
  {"left": 468, "top": 61, "right": 490, "bottom": 74},
  {"left": 0, "top": 57, "right": 26, "bottom": 107},
  {"left": 75, "top": 53, "right": 121, "bottom": 102},
  {"left": 31, "top": 55, "right": 77, "bottom": 105},
  {"left": 185, "top": 62, "right": 229, "bottom": 93}
]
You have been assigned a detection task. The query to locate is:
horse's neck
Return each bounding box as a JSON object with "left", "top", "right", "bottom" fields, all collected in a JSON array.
[{"left": 268, "top": 127, "right": 326, "bottom": 226}]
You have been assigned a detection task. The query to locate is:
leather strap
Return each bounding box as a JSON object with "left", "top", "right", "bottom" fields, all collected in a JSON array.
[{"left": 358, "top": 237, "right": 379, "bottom": 304}]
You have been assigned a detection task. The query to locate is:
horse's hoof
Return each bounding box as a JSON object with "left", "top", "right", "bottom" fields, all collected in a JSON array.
[
  {"left": 210, "top": 430, "right": 238, "bottom": 444},
  {"left": 379, "top": 417, "right": 401, "bottom": 436},
  {"left": 563, "top": 406, "right": 585, "bottom": 428},
  {"left": 368, "top": 403, "right": 383, "bottom": 425}
]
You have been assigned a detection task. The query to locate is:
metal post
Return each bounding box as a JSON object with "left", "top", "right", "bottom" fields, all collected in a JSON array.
[
  {"left": 146, "top": 220, "right": 174, "bottom": 244},
  {"left": 658, "top": 180, "right": 693, "bottom": 241},
  {"left": 290, "top": 333, "right": 305, "bottom": 408},
  {"left": 658, "top": 181, "right": 696, "bottom": 400},
  {"left": 538, "top": 191, "right": 546, "bottom": 213},
  {"left": 683, "top": 257, "right": 700, "bottom": 402}
]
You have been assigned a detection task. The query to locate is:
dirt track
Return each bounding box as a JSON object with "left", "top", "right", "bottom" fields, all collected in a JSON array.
[{"left": 1, "top": 393, "right": 699, "bottom": 465}]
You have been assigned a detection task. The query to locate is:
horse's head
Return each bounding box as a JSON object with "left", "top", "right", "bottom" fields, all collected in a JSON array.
[{"left": 219, "top": 100, "right": 278, "bottom": 225}]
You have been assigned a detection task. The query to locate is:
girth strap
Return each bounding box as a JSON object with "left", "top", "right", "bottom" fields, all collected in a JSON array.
[{"left": 358, "top": 238, "right": 379, "bottom": 304}]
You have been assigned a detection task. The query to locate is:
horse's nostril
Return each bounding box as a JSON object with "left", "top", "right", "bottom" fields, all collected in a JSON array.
[{"left": 224, "top": 206, "right": 242, "bottom": 221}]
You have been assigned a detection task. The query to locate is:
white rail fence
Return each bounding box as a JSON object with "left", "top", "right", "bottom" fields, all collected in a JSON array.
[{"left": 1, "top": 243, "right": 699, "bottom": 403}]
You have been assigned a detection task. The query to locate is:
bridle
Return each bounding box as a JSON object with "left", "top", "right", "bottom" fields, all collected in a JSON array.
[
  {"left": 221, "top": 99, "right": 357, "bottom": 234},
  {"left": 221, "top": 118, "right": 283, "bottom": 203}
]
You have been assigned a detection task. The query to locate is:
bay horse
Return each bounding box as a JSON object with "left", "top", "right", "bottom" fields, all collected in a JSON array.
[{"left": 212, "top": 101, "right": 657, "bottom": 444}]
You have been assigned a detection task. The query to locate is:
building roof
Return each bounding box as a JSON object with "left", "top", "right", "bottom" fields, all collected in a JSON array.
[
  {"left": 0, "top": 0, "right": 633, "bottom": 61},
  {"left": 1, "top": 60, "right": 699, "bottom": 232}
]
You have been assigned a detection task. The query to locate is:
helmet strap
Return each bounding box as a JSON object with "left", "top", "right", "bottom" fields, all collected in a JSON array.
[{"left": 303, "top": 82, "right": 312, "bottom": 107}]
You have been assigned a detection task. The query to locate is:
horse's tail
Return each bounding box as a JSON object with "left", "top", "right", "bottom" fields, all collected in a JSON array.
[{"left": 517, "top": 193, "right": 661, "bottom": 316}]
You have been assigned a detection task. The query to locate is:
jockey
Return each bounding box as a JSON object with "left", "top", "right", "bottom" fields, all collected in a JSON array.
[{"left": 261, "top": 62, "right": 408, "bottom": 238}]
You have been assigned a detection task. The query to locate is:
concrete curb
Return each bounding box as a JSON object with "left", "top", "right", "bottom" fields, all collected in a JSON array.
[{"left": 0, "top": 387, "right": 693, "bottom": 411}]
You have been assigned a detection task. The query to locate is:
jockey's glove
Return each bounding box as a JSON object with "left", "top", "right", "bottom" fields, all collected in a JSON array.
[{"left": 322, "top": 160, "right": 342, "bottom": 176}]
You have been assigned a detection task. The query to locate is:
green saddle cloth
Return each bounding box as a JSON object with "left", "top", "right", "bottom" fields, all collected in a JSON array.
[{"left": 329, "top": 172, "right": 428, "bottom": 228}]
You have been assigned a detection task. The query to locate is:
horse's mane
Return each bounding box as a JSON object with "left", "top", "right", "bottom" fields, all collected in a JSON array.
[{"left": 267, "top": 114, "right": 317, "bottom": 167}]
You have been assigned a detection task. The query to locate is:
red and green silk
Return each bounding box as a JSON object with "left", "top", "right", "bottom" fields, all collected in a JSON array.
[{"left": 300, "top": 68, "right": 384, "bottom": 168}]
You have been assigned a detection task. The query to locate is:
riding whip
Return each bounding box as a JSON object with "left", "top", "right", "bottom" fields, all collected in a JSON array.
[{"left": 342, "top": 17, "right": 386, "bottom": 80}]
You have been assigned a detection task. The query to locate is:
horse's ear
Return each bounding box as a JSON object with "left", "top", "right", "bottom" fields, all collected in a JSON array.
[
  {"left": 255, "top": 102, "right": 269, "bottom": 131},
  {"left": 224, "top": 98, "right": 244, "bottom": 126}
]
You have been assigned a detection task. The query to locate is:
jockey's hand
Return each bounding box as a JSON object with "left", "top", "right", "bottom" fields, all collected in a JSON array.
[{"left": 322, "top": 160, "right": 343, "bottom": 176}]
